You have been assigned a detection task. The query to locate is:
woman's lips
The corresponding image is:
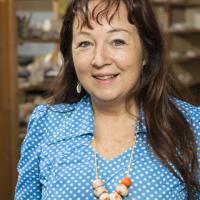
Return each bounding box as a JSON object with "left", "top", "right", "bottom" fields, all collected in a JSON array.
[
  {"left": 92, "top": 74, "right": 119, "bottom": 84},
  {"left": 94, "top": 74, "right": 118, "bottom": 80}
]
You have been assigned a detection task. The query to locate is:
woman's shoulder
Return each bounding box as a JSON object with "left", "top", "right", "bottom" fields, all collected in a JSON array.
[
  {"left": 25, "top": 96, "right": 93, "bottom": 145},
  {"left": 30, "top": 102, "right": 76, "bottom": 121},
  {"left": 173, "top": 98, "right": 200, "bottom": 140},
  {"left": 29, "top": 96, "right": 92, "bottom": 129},
  {"left": 23, "top": 102, "right": 79, "bottom": 146},
  {"left": 173, "top": 98, "right": 200, "bottom": 119},
  {"left": 32, "top": 102, "right": 75, "bottom": 115},
  {"left": 32, "top": 95, "right": 91, "bottom": 118}
]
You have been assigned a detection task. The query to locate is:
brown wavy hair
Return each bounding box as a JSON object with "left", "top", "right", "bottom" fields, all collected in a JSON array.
[{"left": 50, "top": 0, "right": 199, "bottom": 198}]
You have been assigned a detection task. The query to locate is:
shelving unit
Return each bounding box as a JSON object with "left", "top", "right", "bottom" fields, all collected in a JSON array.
[
  {"left": 16, "top": 0, "right": 63, "bottom": 144},
  {"left": 172, "top": 53, "right": 200, "bottom": 63},
  {"left": 152, "top": 0, "right": 200, "bottom": 7},
  {"left": 152, "top": 0, "right": 200, "bottom": 95},
  {"left": 18, "top": 37, "right": 59, "bottom": 44},
  {"left": 19, "top": 80, "right": 53, "bottom": 92},
  {"left": 168, "top": 29, "right": 200, "bottom": 34}
]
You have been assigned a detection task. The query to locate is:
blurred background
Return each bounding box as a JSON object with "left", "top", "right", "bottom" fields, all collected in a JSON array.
[{"left": 0, "top": 0, "right": 200, "bottom": 199}]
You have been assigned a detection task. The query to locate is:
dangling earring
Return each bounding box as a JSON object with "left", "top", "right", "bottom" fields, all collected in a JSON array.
[
  {"left": 76, "top": 82, "right": 81, "bottom": 94},
  {"left": 142, "top": 60, "right": 146, "bottom": 67},
  {"left": 142, "top": 60, "right": 147, "bottom": 70}
]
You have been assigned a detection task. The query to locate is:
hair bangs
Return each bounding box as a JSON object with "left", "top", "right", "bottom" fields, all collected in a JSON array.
[{"left": 73, "top": 0, "right": 121, "bottom": 29}]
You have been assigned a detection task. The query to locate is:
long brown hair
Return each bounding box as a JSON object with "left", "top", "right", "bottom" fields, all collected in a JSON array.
[{"left": 50, "top": 0, "right": 199, "bottom": 198}]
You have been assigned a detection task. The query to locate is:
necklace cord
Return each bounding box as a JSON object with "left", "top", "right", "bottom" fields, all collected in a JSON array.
[
  {"left": 92, "top": 134, "right": 137, "bottom": 180},
  {"left": 93, "top": 141, "right": 99, "bottom": 179},
  {"left": 126, "top": 135, "right": 136, "bottom": 176}
]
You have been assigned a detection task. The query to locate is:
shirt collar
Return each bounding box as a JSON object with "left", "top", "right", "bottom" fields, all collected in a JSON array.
[
  {"left": 47, "top": 95, "right": 147, "bottom": 145},
  {"left": 74, "top": 95, "right": 95, "bottom": 136},
  {"left": 73, "top": 95, "right": 147, "bottom": 137},
  {"left": 135, "top": 106, "right": 147, "bottom": 134}
]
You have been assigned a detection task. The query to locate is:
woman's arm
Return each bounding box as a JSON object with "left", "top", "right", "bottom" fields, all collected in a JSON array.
[{"left": 15, "top": 105, "right": 48, "bottom": 199}]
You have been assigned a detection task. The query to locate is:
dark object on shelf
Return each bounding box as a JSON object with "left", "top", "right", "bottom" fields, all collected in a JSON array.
[
  {"left": 16, "top": 14, "right": 32, "bottom": 38},
  {"left": 18, "top": 70, "right": 30, "bottom": 78},
  {"left": 18, "top": 55, "right": 34, "bottom": 66}
]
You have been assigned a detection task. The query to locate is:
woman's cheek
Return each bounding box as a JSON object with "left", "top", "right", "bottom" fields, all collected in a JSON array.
[{"left": 111, "top": 52, "right": 131, "bottom": 70}]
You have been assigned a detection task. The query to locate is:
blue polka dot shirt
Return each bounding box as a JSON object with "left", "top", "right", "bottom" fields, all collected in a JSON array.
[{"left": 15, "top": 95, "right": 200, "bottom": 199}]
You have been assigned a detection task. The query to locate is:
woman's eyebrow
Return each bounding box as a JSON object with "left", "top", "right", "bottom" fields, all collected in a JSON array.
[
  {"left": 107, "top": 28, "right": 132, "bottom": 35},
  {"left": 75, "top": 31, "right": 91, "bottom": 36},
  {"left": 75, "top": 28, "right": 132, "bottom": 36}
]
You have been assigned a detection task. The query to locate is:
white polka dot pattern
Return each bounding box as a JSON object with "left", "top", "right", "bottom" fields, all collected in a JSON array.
[{"left": 15, "top": 96, "right": 200, "bottom": 199}]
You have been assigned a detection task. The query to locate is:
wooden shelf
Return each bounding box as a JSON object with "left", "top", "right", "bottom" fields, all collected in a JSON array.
[
  {"left": 19, "top": 80, "right": 53, "bottom": 92},
  {"left": 172, "top": 54, "right": 200, "bottom": 63},
  {"left": 166, "top": 28, "right": 200, "bottom": 35},
  {"left": 18, "top": 37, "right": 59, "bottom": 44},
  {"left": 16, "top": 0, "right": 52, "bottom": 12},
  {"left": 19, "top": 85, "right": 51, "bottom": 92},
  {"left": 19, "top": 85, "right": 47, "bottom": 92},
  {"left": 187, "top": 79, "right": 200, "bottom": 87},
  {"left": 151, "top": 0, "right": 200, "bottom": 7}
]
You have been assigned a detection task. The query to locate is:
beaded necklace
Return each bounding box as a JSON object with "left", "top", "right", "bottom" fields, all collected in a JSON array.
[{"left": 91, "top": 134, "right": 137, "bottom": 200}]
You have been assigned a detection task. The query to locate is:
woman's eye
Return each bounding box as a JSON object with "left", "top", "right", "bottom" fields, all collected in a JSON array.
[
  {"left": 77, "top": 41, "right": 91, "bottom": 48},
  {"left": 112, "top": 39, "right": 126, "bottom": 46}
]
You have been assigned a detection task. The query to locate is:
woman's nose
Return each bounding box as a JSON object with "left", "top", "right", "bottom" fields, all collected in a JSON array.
[{"left": 91, "top": 44, "right": 111, "bottom": 68}]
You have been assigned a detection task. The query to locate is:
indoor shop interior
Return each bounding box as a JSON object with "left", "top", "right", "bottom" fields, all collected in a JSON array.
[{"left": 0, "top": 0, "right": 200, "bottom": 199}]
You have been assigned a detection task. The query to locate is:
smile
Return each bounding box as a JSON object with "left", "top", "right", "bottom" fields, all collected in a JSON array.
[{"left": 93, "top": 74, "right": 119, "bottom": 81}]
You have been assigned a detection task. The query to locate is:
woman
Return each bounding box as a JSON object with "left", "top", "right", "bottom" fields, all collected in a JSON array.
[{"left": 15, "top": 0, "right": 200, "bottom": 199}]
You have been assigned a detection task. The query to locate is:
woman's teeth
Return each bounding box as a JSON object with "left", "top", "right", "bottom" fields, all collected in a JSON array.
[{"left": 95, "top": 75, "right": 117, "bottom": 80}]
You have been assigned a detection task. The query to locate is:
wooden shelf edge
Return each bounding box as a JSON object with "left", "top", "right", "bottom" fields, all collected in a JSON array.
[
  {"left": 165, "top": 29, "right": 200, "bottom": 35},
  {"left": 19, "top": 85, "right": 50, "bottom": 92},
  {"left": 151, "top": 0, "right": 200, "bottom": 7},
  {"left": 172, "top": 54, "right": 200, "bottom": 63},
  {"left": 18, "top": 37, "right": 59, "bottom": 44},
  {"left": 186, "top": 80, "right": 200, "bottom": 88}
]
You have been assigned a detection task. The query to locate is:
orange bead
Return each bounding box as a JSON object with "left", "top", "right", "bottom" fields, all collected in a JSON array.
[{"left": 121, "top": 177, "right": 132, "bottom": 187}]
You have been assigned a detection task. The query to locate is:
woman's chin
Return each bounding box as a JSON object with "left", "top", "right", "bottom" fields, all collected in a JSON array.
[{"left": 90, "top": 93, "right": 125, "bottom": 105}]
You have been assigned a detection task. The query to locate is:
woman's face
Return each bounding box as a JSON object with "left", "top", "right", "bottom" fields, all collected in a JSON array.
[{"left": 72, "top": 0, "right": 144, "bottom": 104}]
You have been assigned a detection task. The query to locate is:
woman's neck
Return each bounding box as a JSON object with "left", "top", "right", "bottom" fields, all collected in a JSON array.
[
  {"left": 91, "top": 97, "right": 138, "bottom": 139},
  {"left": 91, "top": 97, "right": 138, "bottom": 118},
  {"left": 90, "top": 97, "right": 138, "bottom": 160}
]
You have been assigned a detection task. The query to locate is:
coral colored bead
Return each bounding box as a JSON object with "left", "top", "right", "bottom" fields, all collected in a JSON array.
[
  {"left": 91, "top": 179, "right": 103, "bottom": 189},
  {"left": 116, "top": 184, "right": 129, "bottom": 197},
  {"left": 121, "top": 177, "right": 132, "bottom": 187},
  {"left": 109, "top": 192, "right": 122, "bottom": 200},
  {"left": 94, "top": 186, "right": 107, "bottom": 197},
  {"left": 99, "top": 193, "right": 110, "bottom": 200}
]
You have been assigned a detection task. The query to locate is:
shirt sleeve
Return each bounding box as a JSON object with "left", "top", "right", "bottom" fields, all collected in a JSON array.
[
  {"left": 173, "top": 100, "right": 200, "bottom": 199},
  {"left": 191, "top": 107, "right": 200, "bottom": 159},
  {"left": 14, "top": 105, "right": 48, "bottom": 200},
  {"left": 189, "top": 106, "right": 200, "bottom": 163},
  {"left": 191, "top": 107, "right": 200, "bottom": 200}
]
